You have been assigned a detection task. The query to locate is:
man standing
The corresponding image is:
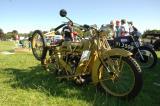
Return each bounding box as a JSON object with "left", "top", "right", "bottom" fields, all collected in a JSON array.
[
  {"left": 119, "top": 19, "right": 129, "bottom": 36},
  {"left": 62, "top": 21, "right": 74, "bottom": 41},
  {"left": 115, "top": 20, "right": 120, "bottom": 38}
]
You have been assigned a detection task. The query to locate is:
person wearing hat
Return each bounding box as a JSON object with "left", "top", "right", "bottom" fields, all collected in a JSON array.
[
  {"left": 128, "top": 21, "right": 141, "bottom": 37},
  {"left": 128, "top": 21, "right": 138, "bottom": 34}
]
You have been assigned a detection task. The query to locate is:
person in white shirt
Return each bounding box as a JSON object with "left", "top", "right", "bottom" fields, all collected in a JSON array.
[
  {"left": 119, "top": 19, "right": 130, "bottom": 36},
  {"left": 128, "top": 21, "right": 135, "bottom": 34}
]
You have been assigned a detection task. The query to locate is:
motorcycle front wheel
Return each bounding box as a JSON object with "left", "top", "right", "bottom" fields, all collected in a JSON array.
[{"left": 98, "top": 56, "right": 143, "bottom": 100}]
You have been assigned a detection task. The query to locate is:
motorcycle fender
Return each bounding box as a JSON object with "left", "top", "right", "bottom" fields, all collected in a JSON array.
[
  {"left": 91, "top": 49, "right": 132, "bottom": 85},
  {"left": 131, "top": 46, "right": 154, "bottom": 54},
  {"left": 103, "top": 48, "right": 132, "bottom": 57}
]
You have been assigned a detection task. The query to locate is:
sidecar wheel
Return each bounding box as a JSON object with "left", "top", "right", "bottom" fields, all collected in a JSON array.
[
  {"left": 97, "top": 56, "right": 143, "bottom": 100},
  {"left": 31, "top": 30, "right": 46, "bottom": 61}
]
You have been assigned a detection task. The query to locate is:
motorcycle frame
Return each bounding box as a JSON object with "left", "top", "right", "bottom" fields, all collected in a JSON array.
[{"left": 46, "top": 28, "right": 133, "bottom": 85}]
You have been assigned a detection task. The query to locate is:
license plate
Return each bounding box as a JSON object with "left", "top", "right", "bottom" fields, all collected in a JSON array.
[{"left": 121, "top": 39, "right": 128, "bottom": 42}]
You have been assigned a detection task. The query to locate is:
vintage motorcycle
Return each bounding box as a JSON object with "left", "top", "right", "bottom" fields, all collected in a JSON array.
[
  {"left": 110, "top": 33, "right": 157, "bottom": 69},
  {"left": 31, "top": 9, "right": 142, "bottom": 100}
]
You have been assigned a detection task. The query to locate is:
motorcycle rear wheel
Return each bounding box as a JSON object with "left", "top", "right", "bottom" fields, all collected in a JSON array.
[{"left": 31, "top": 30, "right": 46, "bottom": 61}]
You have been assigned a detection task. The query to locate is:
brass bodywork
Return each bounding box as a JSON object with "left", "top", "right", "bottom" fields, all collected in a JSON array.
[{"left": 40, "top": 30, "right": 133, "bottom": 85}]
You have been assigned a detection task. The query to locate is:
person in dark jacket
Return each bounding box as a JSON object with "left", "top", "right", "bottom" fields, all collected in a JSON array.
[{"left": 62, "top": 21, "right": 73, "bottom": 41}]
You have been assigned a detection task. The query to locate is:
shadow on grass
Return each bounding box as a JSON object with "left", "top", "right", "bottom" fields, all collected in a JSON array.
[
  {"left": 139, "top": 53, "right": 160, "bottom": 106},
  {"left": 2, "top": 66, "right": 140, "bottom": 106}
]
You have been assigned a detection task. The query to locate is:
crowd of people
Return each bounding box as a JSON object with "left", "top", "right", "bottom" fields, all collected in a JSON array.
[
  {"left": 103, "top": 19, "right": 141, "bottom": 39},
  {"left": 51, "top": 19, "right": 141, "bottom": 44}
]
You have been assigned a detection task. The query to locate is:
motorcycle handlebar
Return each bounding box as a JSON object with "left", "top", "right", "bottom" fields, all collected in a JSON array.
[{"left": 54, "top": 23, "right": 66, "bottom": 31}]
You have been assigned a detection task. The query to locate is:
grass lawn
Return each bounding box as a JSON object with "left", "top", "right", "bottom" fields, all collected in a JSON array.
[
  {"left": 0, "top": 41, "right": 16, "bottom": 52},
  {"left": 0, "top": 41, "right": 160, "bottom": 106}
]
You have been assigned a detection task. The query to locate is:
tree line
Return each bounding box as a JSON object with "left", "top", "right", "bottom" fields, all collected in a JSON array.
[
  {"left": 142, "top": 29, "right": 160, "bottom": 38},
  {"left": 0, "top": 28, "right": 47, "bottom": 41},
  {"left": 0, "top": 28, "right": 30, "bottom": 40},
  {"left": 0, "top": 27, "right": 87, "bottom": 41},
  {"left": 1, "top": 28, "right": 160, "bottom": 41}
]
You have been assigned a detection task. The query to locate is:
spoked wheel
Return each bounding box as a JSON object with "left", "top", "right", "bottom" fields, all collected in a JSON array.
[
  {"left": 133, "top": 46, "right": 157, "bottom": 69},
  {"left": 98, "top": 56, "right": 142, "bottom": 100},
  {"left": 31, "top": 30, "right": 46, "bottom": 61}
]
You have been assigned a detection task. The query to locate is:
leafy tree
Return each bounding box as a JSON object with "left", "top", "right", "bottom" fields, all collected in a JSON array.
[
  {"left": 143, "top": 29, "right": 160, "bottom": 38},
  {"left": 12, "top": 30, "right": 18, "bottom": 35},
  {"left": 28, "top": 31, "right": 33, "bottom": 37},
  {"left": 5, "top": 32, "right": 14, "bottom": 39},
  {"left": 0, "top": 28, "right": 4, "bottom": 40},
  {"left": 12, "top": 30, "right": 18, "bottom": 39}
]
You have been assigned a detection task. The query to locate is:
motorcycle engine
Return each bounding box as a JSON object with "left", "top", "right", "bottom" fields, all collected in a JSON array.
[{"left": 64, "top": 53, "right": 81, "bottom": 74}]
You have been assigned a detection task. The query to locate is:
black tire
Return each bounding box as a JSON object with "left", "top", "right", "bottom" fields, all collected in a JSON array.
[
  {"left": 97, "top": 56, "right": 143, "bottom": 100},
  {"left": 132, "top": 46, "right": 157, "bottom": 69},
  {"left": 31, "top": 30, "right": 46, "bottom": 61}
]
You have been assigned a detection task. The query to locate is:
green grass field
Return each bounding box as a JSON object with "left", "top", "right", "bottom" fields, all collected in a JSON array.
[
  {"left": 0, "top": 41, "right": 160, "bottom": 106},
  {"left": 0, "top": 41, "right": 16, "bottom": 52}
]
